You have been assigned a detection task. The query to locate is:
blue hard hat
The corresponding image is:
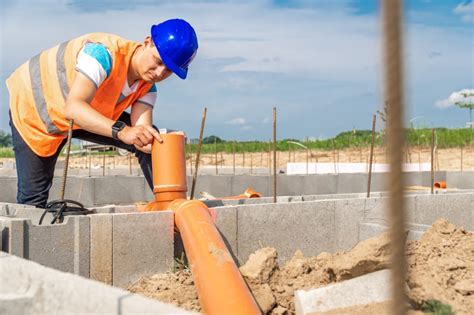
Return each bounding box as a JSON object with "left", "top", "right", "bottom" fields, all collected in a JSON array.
[{"left": 151, "top": 19, "right": 198, "bottom": 80}]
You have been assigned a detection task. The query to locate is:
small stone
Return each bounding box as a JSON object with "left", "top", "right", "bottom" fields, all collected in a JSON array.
[
  {"left": 240, "top": 247, "right": 278, "bottom": 283},
  {"left": 271, "top": 305, "right": 288, "bottom": 315},
  {"left": 275, "top": 285, "right": 285, "bottom": 293},
  {"left": 254, "top": 284, "right": 276, "bottom": 314},
  {"left": 454, "top": 279, "right": 474, "bottom": 296}
]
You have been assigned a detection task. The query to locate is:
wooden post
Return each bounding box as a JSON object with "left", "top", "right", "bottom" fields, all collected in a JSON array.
[
  {"left": 367, "top": 113, "right": 377, "bottom": 198},
  {"left": 214, "top": 137, "right": 218, "bottom": 175},
  {"left": 88, "top": 148, "right": 91, "bottom": 177},
  {"left": 250, "top": 152, "right": 253, "bottom": 174},
  {"left": 102, "top": 148, "right": 106, "bottom": 176},
  {"left": 232, "top": 141, "right": 236, "bottom": 175},
  {"left": 273, "top": 107, "right": 277, "bottom": 203},
  {"left": 431, "top": 128, "right": 435, "bottom": 194},
  {"left": 190, "top": 107, "right": 207, "bottom": 200},
  {"left": 460, "top": 146, "right": 463, "bottom": 172}
]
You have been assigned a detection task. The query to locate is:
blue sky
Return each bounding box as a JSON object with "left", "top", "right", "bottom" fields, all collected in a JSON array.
[{"left": 0, "top": 0, "right": 473, "bottom": 140}]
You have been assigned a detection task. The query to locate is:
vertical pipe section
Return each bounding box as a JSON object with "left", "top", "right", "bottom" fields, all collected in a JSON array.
[
  {"left": 367, "top": 113, "right": 377, "bottom": 198},
  {"left": 273, "top": 107, "right": 277, "bottom": 203},
  {"left": 382, "top": 0, "right": 407, "bottom": 314},
  {"left": 169, "top": 199, "right": 260, "bottom": 314},
  {"left": 191, "top": 107, "right": 207, "bottom": 200},
  {"left": 151, "top": 134, "right": 188, "bottom": 210}
]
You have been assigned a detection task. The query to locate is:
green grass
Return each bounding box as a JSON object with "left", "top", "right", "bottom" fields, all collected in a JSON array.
[
  {"left": 1, "top": 128, "right": 472, "bottom": 157},
  {"left": 187, "top": 128, "right": 474, "bottom": 153},
  {"left": 0, "top": 147, "right": 14, "bottom": 158},
  {"left": 421, "top": 299, "right": 454, "bottom": 315}
]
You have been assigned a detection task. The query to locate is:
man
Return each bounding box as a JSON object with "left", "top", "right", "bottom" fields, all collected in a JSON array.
[{"left": 6, "top": 18, "right": 198, "bottom": 208}]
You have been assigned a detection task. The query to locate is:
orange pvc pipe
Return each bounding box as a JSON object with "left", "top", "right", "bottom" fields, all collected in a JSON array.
[
  {"left": 434, "top": 181, "right": 447, "bottom": 189},
  {"left": 140, "top": 134, "right": 187, "bottom": 211},
  {"left": 141, "top": 138, "right": 260, "bottom": 314},
  {"left": 214, "top": 187, "right": 262, "bottom": 200},
  {"left": 169, "top": 199, "right": 260, "bottom": 315}
]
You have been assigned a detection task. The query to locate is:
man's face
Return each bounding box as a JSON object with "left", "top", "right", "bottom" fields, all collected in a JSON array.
[{"left": 139, "top": 37, "right": 173, "bottom": 83}]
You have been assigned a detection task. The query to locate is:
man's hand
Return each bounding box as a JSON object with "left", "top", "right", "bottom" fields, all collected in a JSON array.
[{"left": 118, "top": 125, "right": 162, "bottom": 147}]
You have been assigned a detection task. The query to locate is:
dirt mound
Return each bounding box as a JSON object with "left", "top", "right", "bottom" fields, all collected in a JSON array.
[
  {"left": 129, "top": 219, "right": 473, "bottom": 314},
  {"left": 406, "top": 219, "right": 474, "bottom": 314}
]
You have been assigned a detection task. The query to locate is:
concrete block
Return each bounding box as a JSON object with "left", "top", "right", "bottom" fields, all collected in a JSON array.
[
  {"left": 93, "top": 176, "right": 148, "bottom": 206},
  {"left": 446, "top": 171, "right": 474, "bottom": 189},
  {"left": 231, "top": 175, "right": 271, "bottom": 197},
  {"left": 302, "top": 174, "right": 338, "bottom": 195},
  {"left": 0, "top": 177, "right": 17, "bottom": 203},
  {"left": 189, "top": 175, "right": 233, "bottom": 198},
  {"left": 295, "top": 269, "right": 392, "bottom": 315},
  {"left": 333, "top": 199, "right": 365, "bottom": 251},
  {"left": 0, "top": 252, "right": 193, "bottom": 314},
  {"left": 337, "top": 173, "right": 367, "bottom": 194},
  {"left": 1, "top": 216, "right": 90, "bottom": 277},
  {"left": 362, "top": 196, "right": 416, "bottom": 226},
  {"left": 50, "top": 176, "right": 95, "bottom": 207},
  {"left": 278, "top": 175, "right": 305, "bottom": 196},
  {"left": 237, "top": 200, "right": 335, "bottom": 265},
  {"left": 414, "top": 193, "right": 474, "bottom": 230},
  {"left": 112, "top": 211, "right": 175, "bottom": 288},
  {"left": 359, "top": 222, "right": 431, "bottom": 241},
  {"left": 90, "top": 214, "right": 113, "bottom": 284}
]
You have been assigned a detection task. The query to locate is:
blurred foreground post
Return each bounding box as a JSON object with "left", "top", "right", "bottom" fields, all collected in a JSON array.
[{"left": 382, "top": 0, "right": 407, "bottom": 313}]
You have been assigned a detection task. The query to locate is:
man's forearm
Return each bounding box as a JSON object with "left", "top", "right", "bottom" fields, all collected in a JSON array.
[{"left": 64, "top": 100, "right": 115, "bottom": 137}]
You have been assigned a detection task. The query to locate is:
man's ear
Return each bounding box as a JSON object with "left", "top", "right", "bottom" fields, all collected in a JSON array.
[{"left": 144, "top": 36, "right": 152, "bottom": 46}]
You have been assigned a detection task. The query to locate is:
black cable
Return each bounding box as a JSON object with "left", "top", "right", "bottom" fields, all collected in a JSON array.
[{"left": 38, "top": 200, "right": 93, "bottom": 225}]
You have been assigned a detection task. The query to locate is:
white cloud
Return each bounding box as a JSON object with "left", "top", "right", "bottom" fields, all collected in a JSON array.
[
  {"left": 435, "top": 89, "right": 474, "bottom": 108},
  {"left": 454, "top": 1, "right": 474, "bottom": 23},
  {"left": 227, "top": 117, "right": 246, "bottom": 125},
  {"left": 262, "top": 117, "right": 270, "bottom": 124}
]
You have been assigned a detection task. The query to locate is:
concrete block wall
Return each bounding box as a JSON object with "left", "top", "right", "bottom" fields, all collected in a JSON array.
[
  {"left": 0, "top": 171, "right": 472, "bottom": 205},
  {"left": 0, "top": 216, "right": 90, "bottom": 277},
  {"left": 0, "top": 252, "right": 192, "bottom": 315},
  {"left": 1, "top": 192, "right": 473, "bottom": 288},
  {"left": 1, "top": 208, "right": 175, "bottom": 288},
  {"left": 213, "top": 192, "right": 473, "bottom": 264}
]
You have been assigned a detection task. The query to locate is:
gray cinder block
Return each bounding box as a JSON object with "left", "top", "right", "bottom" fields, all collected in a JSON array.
[
  {"left": 237, "top": 200, "right": 336, "bottom": 265},
  {"left": 90, "top": 214, "right": 113, "bottom": 284},
  {"left": 112, "top": 211, "right": 175, "bottom": 288},
  {"left": 1, "top": 216, "right": 90, "bottom": 277}
]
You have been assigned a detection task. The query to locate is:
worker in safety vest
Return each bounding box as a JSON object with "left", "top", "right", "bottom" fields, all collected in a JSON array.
[{"left": 6, "top": 19, "right": 198, "bottom": 208}]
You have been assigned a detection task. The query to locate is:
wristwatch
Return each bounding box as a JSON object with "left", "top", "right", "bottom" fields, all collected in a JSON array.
[{"left": 112, "top": 121, "right": 126, "bottom": 140}]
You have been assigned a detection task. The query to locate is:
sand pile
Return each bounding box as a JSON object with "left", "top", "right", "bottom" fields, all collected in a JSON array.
[{"left": 129, "top": 219, "right": 473, "bottom": 314}]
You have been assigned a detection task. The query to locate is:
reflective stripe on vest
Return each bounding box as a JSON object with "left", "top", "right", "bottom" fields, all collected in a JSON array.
[{"left": 29, "top": 47, "right": 69, "bottom": 136}]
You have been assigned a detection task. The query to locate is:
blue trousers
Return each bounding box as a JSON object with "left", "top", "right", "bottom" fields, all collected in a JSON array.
[{"left": 9, "top": 111, "right": 153, "bottom": 208}]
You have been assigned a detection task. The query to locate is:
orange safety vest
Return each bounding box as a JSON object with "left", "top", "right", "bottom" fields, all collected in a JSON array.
[{"left": 6, "top": 33, "right": 152, "bottom": 157}]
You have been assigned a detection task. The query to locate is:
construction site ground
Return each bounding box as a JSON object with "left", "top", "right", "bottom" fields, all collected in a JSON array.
[{"left": 129, "top": 219, "right": 473, "bottom": 314}]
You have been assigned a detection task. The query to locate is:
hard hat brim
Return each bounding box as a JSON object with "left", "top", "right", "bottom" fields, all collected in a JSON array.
[{"left": 159, "top": 49, "right": 188, "bottom": 80}]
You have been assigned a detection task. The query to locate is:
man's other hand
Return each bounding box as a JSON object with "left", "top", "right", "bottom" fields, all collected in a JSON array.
[{"left": 118, "top": 125, "right": 163, "bottom": 147}]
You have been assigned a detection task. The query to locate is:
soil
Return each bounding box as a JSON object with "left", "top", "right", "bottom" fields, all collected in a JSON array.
[
  {"left": 128, "top": 219, "right": 473, "bottom": 314},
  {"left": 2, "top": 145, "right": 472, "bottom": 171}
]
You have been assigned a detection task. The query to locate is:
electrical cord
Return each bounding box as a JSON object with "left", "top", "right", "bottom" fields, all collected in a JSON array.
[{"left": 38, "top": 199, "right": 93, "bottom": 225}]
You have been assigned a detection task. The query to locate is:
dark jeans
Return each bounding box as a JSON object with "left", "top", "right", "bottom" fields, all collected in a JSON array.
[{"left": 9, "top": 111, "right": 153, "bottom": 208}]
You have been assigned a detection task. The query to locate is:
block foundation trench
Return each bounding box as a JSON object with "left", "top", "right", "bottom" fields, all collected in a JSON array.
[{"left": 1, "top": 173, "right": 472, "bottom": 289}]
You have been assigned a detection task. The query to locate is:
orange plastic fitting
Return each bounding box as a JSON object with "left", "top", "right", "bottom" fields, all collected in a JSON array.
[
  {"left": 147, "top": 134, "right": 188, "bottom": 210},
  {"left": 434, "top": 181, "right": 447, "bottom": 189},
  {"left": 218, "top": 187, "right": 262, "bottom": 200},
  {"left": 141, "top": 137, "right": 260, "bottom": 314},
  {"left": 169, "top": 199, "right": 261, "bottom": 315}
]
